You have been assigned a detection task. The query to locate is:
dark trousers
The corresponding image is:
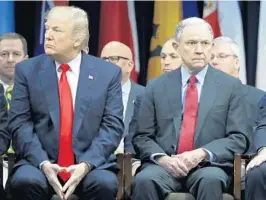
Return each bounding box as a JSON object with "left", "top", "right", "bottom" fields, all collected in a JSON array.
[
  {"left": 132, "top": 164, "right": 230, "bottom": 200},
  {"left": 7, "top": 164, "right": 118, "bottom": 200},
  {"left": 245, "top": 163, "right": 266, "bottom": 200}
]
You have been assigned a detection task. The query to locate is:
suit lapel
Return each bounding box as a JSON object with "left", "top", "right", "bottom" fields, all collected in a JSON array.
[
  {"left": 194, "top": 66, "right": 218, "bottom": 142},
  {"left": 73, "top": 54, "right": 95, "bottom": 136},
  {"left": 124, "top": 81, "right": 135, "bottom": 136},
  {"left": 38, "top": 56, "right": 60, "bottom": 135},
  {"left": 166, "top": 69, "right": 183, "bottom": 140}
]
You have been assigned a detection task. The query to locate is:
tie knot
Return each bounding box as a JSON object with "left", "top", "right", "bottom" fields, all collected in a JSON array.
[
  {"left": 60, "top": 64, "right": 70, "bottom": 73},
  {"left": 189, "top": 76, "right": 197, "bottom": 85}
]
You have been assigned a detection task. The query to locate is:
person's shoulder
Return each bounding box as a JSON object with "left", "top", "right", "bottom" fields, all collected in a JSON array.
[
  {"left": 15, "top": 54, "right": 49, "bottom": 73},
  {"left": 82, "top": 54, "right": 121, "bottom": 74}
]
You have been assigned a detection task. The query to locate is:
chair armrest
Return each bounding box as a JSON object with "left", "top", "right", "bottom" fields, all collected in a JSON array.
[
  {"left": 124, "top": 153, "right": 132, "bottom": 199},
  {"left": 116, "top": 153, "right": 124, "bottom": 200},
  {"left": 233, "top": 153, "right": 256, "bottom": 200}
]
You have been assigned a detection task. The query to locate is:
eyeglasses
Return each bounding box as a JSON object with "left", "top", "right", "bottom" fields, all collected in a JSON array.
[
  {"left": 101, "top": 56, "right": 130, "bottom": 63},
  {"left": 211, "top": 53, "right": 237, "bottom": 60}
]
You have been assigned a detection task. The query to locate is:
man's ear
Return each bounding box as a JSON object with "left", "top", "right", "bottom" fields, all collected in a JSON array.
[{"left": 172, "top": 41, "right": 179, "bottom": 50}]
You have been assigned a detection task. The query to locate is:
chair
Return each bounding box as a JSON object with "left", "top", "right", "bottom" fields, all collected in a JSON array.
[
  {"left": 0, "top": 153, "right": 129, "bottom": 200},
  {"left": 122, "top": 154, "right": 243, "bottom": 200},
  {"left": 233, "top": 153, "right": 256, "bottom": 200}
]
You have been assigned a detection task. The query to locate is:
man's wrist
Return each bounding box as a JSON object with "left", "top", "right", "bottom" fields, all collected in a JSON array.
[
  {"left": 80, "top": 161, "right": 92, "bottom": 174},
  {"left": 198, "top": 148, "right": 208, "bottom": 161}
]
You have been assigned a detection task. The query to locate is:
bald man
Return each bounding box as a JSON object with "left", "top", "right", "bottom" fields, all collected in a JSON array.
[
  {"left": 100, "top": 41, "right": 144, "bottom": 175},
  {"left": 160, "top": 37, "right": 182, "bottom": 73}
]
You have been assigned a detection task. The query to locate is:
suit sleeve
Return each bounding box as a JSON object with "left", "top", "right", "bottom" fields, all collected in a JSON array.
[
  {"left": 8, "top": 63, "right": 49, "bottom": 168},
  {"left": 124, "top": 94, "right": 142, "bottom": 155},
  {"left": 132, "top": 82, "right": 166, "bottom": 161},
  {"left": 0, "top": 84, "right": 10, "bottom": 155},
  {"left": 254, "top": 94, "right": 266, "bottom": 151},
  {"left": 78, "top": 67, "right": 124, "bottom": 168},
  {"left": 202, "top": 80, "right": 250, "bottom": 163}
]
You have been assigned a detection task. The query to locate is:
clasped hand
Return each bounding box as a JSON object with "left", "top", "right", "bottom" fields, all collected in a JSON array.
[{"left": 41, "top": 162, "right": 90, "bottom": 200}]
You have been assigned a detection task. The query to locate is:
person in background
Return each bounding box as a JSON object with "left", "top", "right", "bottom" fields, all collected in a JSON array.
[
  {"left": 160, "top": 37, "right": 182, "bottom": 73},
  {"left": 100, "top": 41, "right": 144, "bottom": 176}
]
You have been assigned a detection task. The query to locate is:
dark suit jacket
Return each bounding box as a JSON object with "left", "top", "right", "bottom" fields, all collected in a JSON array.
[
  {"left": 0, "top": 83, "right": 9, "bottom": 155},
  {"left": 8, "top": 53, "right": 124, "bottom": 170},
  {"left": 242, "top": 85, "right": 265, "bottom": 152},
  {"left": 123, "top": 81, "right": 144, "bottom": 153},
  {"left": 133, "top": 66, "right": 250, "bottom": 169},
  {"left": 253, "top": 93, "right": 266, "bottom": 151},
  {"left": 125, "top": 93, "right": 143, "bottom": 155}
]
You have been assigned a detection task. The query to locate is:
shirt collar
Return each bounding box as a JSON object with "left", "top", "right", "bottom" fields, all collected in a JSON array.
[
  {"left": 0, "top": 79, "right": 12, "bottom": 91},
  {"left": 122, "top": 79, "right": 131, "bottom": 95},
  {"left": 181, "top": 65, "right": 208, "bottom": 87},
  {"left": 55, "top": 52, "right": 82, "bottom": 75}
]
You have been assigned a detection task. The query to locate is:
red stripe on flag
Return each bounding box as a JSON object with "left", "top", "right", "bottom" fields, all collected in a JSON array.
[
  {"left": 53, "top": 1, "right": 68, "bottom": 6},
  {"left": 204, "top": 10, "right": 221, "bottom": 38},
  {"left": 99, "top": 1, "right": 138, "bottom": 82}
]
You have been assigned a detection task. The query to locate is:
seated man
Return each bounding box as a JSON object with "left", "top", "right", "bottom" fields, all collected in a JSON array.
[
  {"left": 7, "top": 6, "right": 124, "bottom": 200},
  {"left": 0, "top": 83, "right": 9, "bottom": 200},
  {"left": 100, "top": 41, "right": 144, "bottom": 176},
  {"left": 132, "top": 17, "right": 250, "bottom": 200},
  {"left": 211, "top": 36, "right": 265, "bottom": 137},
  {"left": 125, "top": 36, "right": 183, "bottom": 175},
  {"left": 245, "top": 94, "right": 266, "bottom": 200}
]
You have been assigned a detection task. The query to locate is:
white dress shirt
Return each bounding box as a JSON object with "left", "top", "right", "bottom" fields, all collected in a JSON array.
[
  {"left": 122, "top": 79, "right": 131, "bottom": 120},
  {"left": 115, "top": 79, "right": 131, "bottom": 154}
]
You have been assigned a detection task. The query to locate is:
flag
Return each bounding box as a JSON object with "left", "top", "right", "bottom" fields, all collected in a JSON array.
[
  {"left": 182, "top": 1, "right": 199, "bottom": 19},
  {"left": 256, "top": 1, "right": 266, "bottom": 91},
  {"left": 217, "top": 1, "right": 246, "bottom": 84},
  {"left": 203, "top": 1, "right": 221, "bottom": 38},
  {"left": 98, "top": 1, "right": 139, "bottom": 83},
  {"left": 34, "top": 0, "right": 68, "bottom": 56},
  {"left": 0, "top": 1, "right": 15, "bottom": 34},
  {"left": 147, "top": 1, "right": 182, "bottom": 81}
]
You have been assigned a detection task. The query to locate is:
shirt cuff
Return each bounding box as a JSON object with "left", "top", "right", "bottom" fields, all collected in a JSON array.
[
  {"left": 202, "top": 148, "right": 215, "bottom": 162},
  {"left": 39, "top": 160, "right": 50, "bottom": 170},
  {"left": 258, "top": 147, "right": 266, "bottom": 154},
  {"left": 150, "top": 153, "right": 167, "bottom": 165}
]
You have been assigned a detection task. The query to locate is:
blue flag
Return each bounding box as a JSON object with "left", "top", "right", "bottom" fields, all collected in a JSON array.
[
  {"left": 182, "top": 1, "right": 200, "bottom": 19},
  {"left": 0, "top": 1, "right": 15, "bottom": 34}
]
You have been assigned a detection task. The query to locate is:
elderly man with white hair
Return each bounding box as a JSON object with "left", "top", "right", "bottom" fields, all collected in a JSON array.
[
  {"left": 211, "top": 36, "right": 265, "bottom": 146},
  {"left": 131, "top": 17, "right": 249, "bottom": 200},
  {"left": 7, "top": 6, "right": 124, "bottom": 200}
]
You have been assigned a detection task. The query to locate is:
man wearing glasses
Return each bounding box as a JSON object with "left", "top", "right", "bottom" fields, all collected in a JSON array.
[
  {"left": 210, "top": 36, "right": 264, "bottom": 134},
  {"left": 100, "top": 41, "right": 144, "bottom": 175}
]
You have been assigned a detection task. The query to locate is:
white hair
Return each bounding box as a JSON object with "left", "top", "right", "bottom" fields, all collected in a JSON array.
[
  {"left": 213, "top": 36, "right": 240, "bottom": 58},
  {"left": 46, "top": 6, "right": 89, "bottom": 50},
  {"left": 175, "top": 17, "right": 214, "bottom": 41}
]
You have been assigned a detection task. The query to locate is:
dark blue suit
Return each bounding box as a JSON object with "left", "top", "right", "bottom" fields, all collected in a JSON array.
[
  {"left": 246, "top": 93, "right": 266, "bottom": 200},
  {"left": 7, "top": 53, "right": 124, "bottom": 200}
]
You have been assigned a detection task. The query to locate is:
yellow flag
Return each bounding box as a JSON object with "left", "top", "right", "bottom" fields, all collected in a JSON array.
[{"left": 147, "top": 0, "right": 182, "bottom": 80}]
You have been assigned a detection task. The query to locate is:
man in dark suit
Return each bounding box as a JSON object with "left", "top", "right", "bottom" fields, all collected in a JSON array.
[
  {"left": 0, "top": 83, "right": 9, "bottom": 200},
  {"left": 125, "top": 37, "right": 183, "bottom": 175},
  {"left": 132, "top": 17, "right": 249, "bottom": 200},
  {"left": 100, "top": 41, "right": 144, "bottom": 175},
  {"left": 7, "top": 6, "right": 124, "bottom": 200},
  {"left": 245, "top": 94, "right": 266, "bottom": 200},
  {"left": 211, "top": 36, "right": 265, "bottom": 149}
]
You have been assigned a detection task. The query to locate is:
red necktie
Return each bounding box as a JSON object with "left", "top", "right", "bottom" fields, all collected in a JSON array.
[
  {"left": 177, "top": 76, "right": 198, "bottom": 154},
  {"left": 57, "top": 64, "right": 74, "bottom": 182}
]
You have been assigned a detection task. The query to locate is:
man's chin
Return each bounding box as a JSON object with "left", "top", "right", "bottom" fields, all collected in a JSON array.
[{"left": 44, "top": 48, "right": 56, "bottom": 56}]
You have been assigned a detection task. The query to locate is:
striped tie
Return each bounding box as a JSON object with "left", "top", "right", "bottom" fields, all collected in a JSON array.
[{"left": 5, "top": 87, "right": 12, "bottom": 110}]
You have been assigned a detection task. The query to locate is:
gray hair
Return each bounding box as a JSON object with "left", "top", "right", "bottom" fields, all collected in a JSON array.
[
  {"left": 213, "top": 36, "right": 240, "bottom": 58},
  {"left": 46, "top": 6, "right": 89, "bottom": 50},
  {"left": 0, "top": 32, "right": 28, "bottom": 55},
  {"left": 175, "top": 17, "right": 214, "bottom": 41}
]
